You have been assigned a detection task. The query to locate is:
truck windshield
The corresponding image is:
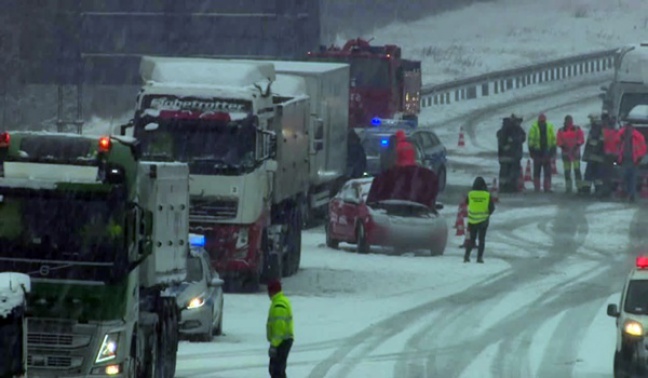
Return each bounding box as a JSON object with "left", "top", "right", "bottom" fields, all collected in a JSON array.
[
  {"left": 135, "top": 117, "right": 257, "bottom": 175},
  {"left": 351, "top": 57, "right": 391, "bottom": 89},
  {"left": 624, "top": 280, "right": 648, "bottom": 315},
  {"left": 620, "top": 93, "right": 648, "bottom": 121},
  {"left": 0, "top": 188, "right": 128, "bottom": 283}
]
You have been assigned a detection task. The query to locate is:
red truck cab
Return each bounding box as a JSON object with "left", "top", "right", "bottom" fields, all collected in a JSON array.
[{"left": 306, "top": 38, "right": 421, "bottom": 128}]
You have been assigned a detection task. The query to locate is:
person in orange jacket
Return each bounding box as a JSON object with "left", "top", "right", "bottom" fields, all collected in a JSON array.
[
  {"left": 616, "top": 122, "right": 647, "bottom": 202},
  {"left": 394, "top": 129, "right": 417, "bottom": 166},
  {"left": 556, "top": 115, "right": 585, "bottom": 193}
]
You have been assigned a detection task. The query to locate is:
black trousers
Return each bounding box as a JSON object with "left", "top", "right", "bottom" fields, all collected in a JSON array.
[
  {"left": 465, "top": 221, "right": 488, "bottom": 260},
  {"left": 269, "top": 339, "right": 293, "bottom": 378},
  {"left": 498, "top": 160, "right": 521, "bottom": 192}
]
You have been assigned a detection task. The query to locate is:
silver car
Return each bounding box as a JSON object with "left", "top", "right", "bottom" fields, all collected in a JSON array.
[{"left": 176, "top": 239, "right": 225, "bottom": 342}]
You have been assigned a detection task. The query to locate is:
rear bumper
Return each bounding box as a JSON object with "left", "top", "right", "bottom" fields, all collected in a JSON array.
[{"left": 367, "top": 218, "right": 445, "bottom": 249}]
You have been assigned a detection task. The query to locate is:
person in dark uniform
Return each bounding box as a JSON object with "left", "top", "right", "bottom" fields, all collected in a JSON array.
[
  {"left": 346, "top": 129, "right": 367, "bottom": 178},
  {"left": 497, "top": 114, "right": 526, "bottom": 192}
]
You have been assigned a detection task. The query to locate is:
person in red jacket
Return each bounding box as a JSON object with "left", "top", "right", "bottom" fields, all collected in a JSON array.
[
  {"left": 394, "top": 129, "right": 417, "bottom": 166},
  {"left": 556, "top": 115, "right": 585, "bottom": 193},
  {"left": 616, "top": 122, "right": 648, "bottom": 202}
]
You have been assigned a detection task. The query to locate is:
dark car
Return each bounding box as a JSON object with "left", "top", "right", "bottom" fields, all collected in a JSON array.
[
  {"left": 325, "top": 165, "right": 448, "bottom": 256},
  {"left": 359, "top": 121, "right": 447, "bottom": 192}
]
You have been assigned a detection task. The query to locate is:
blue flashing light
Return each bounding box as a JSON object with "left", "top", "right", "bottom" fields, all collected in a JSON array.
[
  {"left": 380, "top": 138, "right": 389, "bottom": 146},
  {"left": 371, "top": 117, "right": 382, "bottom": 126},
  {"left": 189, "top": 234, "right": 206, "bottom": 247}
]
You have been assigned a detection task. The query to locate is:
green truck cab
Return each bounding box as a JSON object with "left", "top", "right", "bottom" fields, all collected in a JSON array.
[{"left": 0, "top": 132, "right": 190, "bottom": 378}]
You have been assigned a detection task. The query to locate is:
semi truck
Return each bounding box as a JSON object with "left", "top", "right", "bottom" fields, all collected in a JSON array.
[
  {"left": 122, "top": 57, "right": 311, "bottom": 291},
  {"left": 0, "top": 272, "right": 30, "bottom": 378},
  {"left": 306, "top": 38, "right": 422, "bottom": 128},
  {"left": 0, "top": 132, "right": 189, "bottom": 377},
  {"left": 601, "top": 43, "right": 648, "bottom": 124},
  {"left": 256, "top": 61, "right": 351, "bottom": 225}
]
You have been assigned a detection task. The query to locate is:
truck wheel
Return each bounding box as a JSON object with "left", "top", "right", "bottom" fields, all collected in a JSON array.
[
  {"left": 356, "top": 223, "right": 370, "bottom": 254},
  {"left": 325, "top": 221, "right": 339, "bottom": 249},
  {"left": 282, "top": 204, "right": 302, "bottom": 277},
  {"left": 268, "top": 253, "right": 282, "bottom": 281},
  {"left": 156, "top": 298, "right": 179, "bottom": 378},
  {"left": 143, "top": 331, "right": 157, "bottom": 378}
]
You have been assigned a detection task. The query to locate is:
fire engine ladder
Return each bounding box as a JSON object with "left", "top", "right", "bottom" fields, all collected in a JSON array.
[{"left": 56, "top": 84, "right": 84, "bottom": 135}]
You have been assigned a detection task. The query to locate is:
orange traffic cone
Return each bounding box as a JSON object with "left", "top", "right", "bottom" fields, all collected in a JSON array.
[
  {"left": 641, "top": 177, "right": 648, "bottom": 199},
  {"left": 518, "top": 166, "right": 526, "bottom": 191},
  {"left": 490, "top": 177, "right": 499, "bottom": 203},
  {"left": 455, "top": 215, "right": 465, "bottom": 236},
  {"left": 551, "top": 158, "right": 558, "bottom": 175},
  {"left": 524, "top": 159, "right": 532, "bottom": 182},
  {"left": 459, "top": 196, "right": 468, "bottom": 218},
  {"left": 458, "top": 127, "right": 465, "bottom": 147}
]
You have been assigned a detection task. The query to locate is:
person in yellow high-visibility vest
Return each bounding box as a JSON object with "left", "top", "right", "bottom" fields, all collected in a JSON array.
[
  {"left": 464, "top": 176, "right": 495, "bottom": 263},
  {"left": 266, "top": 280, "right": 294, "bottom": 378}
]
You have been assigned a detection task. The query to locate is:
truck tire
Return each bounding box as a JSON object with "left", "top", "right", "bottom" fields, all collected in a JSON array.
[
  {"left": 268, "top": 253, "right": 282, "bottom": 281},
  {"left": 356, "top": 223, "right": 370, "bottom": 254},
  {"left": 283, "top": 204, "right": 302, "bottom": 277},
  {"left": 143, "top": 330, "right": 157, "bottom": 378},
  {"left": 156, "top": 298, "right": 179, "bottom": 378}
]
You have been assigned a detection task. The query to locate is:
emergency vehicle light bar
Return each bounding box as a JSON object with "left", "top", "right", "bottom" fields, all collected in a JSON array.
[
  {"left": 636, "top": 256, "right": 648, "bottom": 269},
  {"left": 189, "top": 234, "right": 206, "bottom": 247}
]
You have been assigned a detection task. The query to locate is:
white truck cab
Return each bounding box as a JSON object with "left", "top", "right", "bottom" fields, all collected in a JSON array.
[
  {"left": 0, "top": 272, "right": 31, "bottom": 378},
  {"left": 608, "top": 256, "right": 648, "bottom": 377}
]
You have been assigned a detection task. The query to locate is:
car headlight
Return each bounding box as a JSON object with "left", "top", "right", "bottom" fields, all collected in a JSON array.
[
  {"left": 187, "top": 294, "right": 206, "bottom": 309},
  {"left": 624, "top": 321, "right": 644, "bottom": 337},
  {"left": 95, "top": 333, "right": 120, "bottom": 363}
]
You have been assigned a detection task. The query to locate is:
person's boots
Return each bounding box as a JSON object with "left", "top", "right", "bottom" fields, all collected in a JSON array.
[{"left": 464, "top": 249, "right": 471, "bottom": 263}]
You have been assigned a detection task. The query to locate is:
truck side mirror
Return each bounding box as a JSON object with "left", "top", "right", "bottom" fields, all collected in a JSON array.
[
  {"left": 607, "top": 303, "right": 619, "bottom": 317},
  {"left": 120, "top": 120, "right": 134, "bottom": 136}
]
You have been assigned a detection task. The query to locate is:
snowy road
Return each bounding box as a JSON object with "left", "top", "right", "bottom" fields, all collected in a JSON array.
[{"left": 174, "top": 74, "right": 635, "bottom": 377}]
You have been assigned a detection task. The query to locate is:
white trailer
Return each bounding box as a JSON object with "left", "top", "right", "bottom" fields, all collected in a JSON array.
[{"left": 269, "top": 61, "right": 351, "bottom": 224}]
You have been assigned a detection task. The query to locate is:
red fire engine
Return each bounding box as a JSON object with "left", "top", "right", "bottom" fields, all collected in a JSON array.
[{"left": 306, "top": 38, "right": 422, "bottom": 128}]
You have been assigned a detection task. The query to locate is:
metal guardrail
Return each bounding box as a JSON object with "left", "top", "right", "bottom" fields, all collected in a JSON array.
[{"left": 420, "top": 48, "right": 619, "bottom": 107}]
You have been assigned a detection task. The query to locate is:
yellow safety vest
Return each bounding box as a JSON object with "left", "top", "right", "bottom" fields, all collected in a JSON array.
[
  {"left": 266, "top": 292, "right": 294, "bottom": 347},
  {"left": 467, "top": 190, "right": 490, "bottom": 225}
]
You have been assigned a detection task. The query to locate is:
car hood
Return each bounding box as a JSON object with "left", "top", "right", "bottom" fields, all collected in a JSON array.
[
  {"left": 366, "top": 165, "right": 438, "bottom": 208},
  {"left": 169, "top": 281, "right": 206, "bottom": 308}
]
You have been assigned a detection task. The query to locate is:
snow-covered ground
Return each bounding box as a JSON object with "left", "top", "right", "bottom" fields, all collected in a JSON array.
[
  {"left": 76, "top": 1, "right": 646, "bottom": 376},
  {"left": 364, "top": 0, "right": 648, "bottom": 84}
]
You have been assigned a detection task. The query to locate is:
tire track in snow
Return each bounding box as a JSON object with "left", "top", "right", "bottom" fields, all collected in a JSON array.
[
  {"left": 306, "top": 76, "right": 609, "bottom": 378},
  {"left": 398, "top": 199, "right": 592, "bottom": 378},
  {"left": 534, "top": 204, "right": 648, "bottom": 377}
]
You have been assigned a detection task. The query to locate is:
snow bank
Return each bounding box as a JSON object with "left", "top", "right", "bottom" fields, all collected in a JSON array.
[{"left": 366, "top": 0, "right": 648, "bottom": 84}]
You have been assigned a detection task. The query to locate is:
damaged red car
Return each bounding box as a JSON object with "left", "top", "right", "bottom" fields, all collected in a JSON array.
[{"left": 325, "top": 165, "right": 448, "bottom": 255}]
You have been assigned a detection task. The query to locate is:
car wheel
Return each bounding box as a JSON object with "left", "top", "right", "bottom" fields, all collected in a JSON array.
[
  {"left": 325, "top": 221, "right": 339, "bottom": 249},
  {"left": 437, "top": 167, "right": 447, "bottom": 193},
  {"left": 198, "top": 311, "right": 214, "bottom": 342},
  {"left": 214, "top": 298, "right": 224, "bottom": 336},
  {"left": 356, "top": 223, "right": 370, "bottom": 254}
]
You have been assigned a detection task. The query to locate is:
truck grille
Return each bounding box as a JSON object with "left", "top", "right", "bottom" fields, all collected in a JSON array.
[
  {"left": 27, "top": 354, "right": 73, "bottom": 368},
  {"left": 26, "top": 319, "right": 93, "bottom": 372},
  {"left": 28, "top": 333, "right": 74, "bottom": 346},
  {"left": 191, "top": 197, "right": 238, "bottom": 219}
]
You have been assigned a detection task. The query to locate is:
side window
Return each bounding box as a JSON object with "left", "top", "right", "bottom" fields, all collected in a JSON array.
[
  {"left": 427, "top": 132, "right": 441, "bottom": 147},
  {"left": 340, "top": 184, "right": 358, "bottom": 202},
  {"left": 417, "top": 132, "right": 434, "bottom": 149}
]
